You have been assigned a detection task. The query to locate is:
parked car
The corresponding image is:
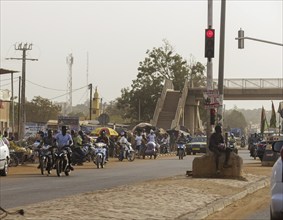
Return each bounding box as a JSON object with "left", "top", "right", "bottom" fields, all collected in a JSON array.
[
  {"left": 186, "top": 136, "right": 207, "bottom": 155},
  {"left": 262, "top": 136, "right": 282, "bottom": 166},
  {"left": 270, "top": 139, "right": 283, "bottom": 220},
  {"left": 0, "top": 138, "right": 10, "bottom": 176}
]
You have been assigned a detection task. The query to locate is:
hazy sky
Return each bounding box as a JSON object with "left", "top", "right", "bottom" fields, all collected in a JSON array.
[{"left": 0, "top": 0, "right": 282, "bottom": 111}]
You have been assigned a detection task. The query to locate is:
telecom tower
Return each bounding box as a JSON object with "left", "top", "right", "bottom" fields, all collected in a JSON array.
[{"left": 66, "top": 53, "right": 73, "bottom": 114}]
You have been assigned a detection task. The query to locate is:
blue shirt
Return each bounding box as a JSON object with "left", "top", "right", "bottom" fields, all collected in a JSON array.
[{"left": 55, "top": 133, "right": 73, "bottom": 148}]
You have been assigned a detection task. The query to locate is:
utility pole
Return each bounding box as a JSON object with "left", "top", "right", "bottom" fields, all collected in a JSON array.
[
  {"left": 89, "top": 83, "right": 92, "bottom": 120},
  {"left": 6, "top": 43, "right": 38, "bottom": 139},
  {"left": 18, "top": 76, "right": 21, "bottom": 139},
  {"left": 217, "top": 0, "right": 226, "bottom": 126}
]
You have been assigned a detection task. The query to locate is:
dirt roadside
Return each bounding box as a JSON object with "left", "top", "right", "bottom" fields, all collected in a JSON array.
[
  {"left": 4, "top": 157, "right": 272, "bottom": 220},
  {"left": 205, "top": 162, "right": 272, "bottom": 220}
]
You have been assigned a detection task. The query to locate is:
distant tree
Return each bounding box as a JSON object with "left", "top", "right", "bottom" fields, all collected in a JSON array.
[
  {"left": 117, "top": 40, "right": 206, "bottom": 122},
  {"left": 69, "top": 102, "right": 89, "bottom": 118},
  {"left": 25, "top": 96, "right": 61, "bottom": 123},
  {"left": 224, "top": 109, "right": 248, "bottom": 133}
]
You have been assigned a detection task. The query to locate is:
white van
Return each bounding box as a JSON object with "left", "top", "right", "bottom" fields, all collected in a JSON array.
[
  {"left": 270, "top": 140, "right": 283, "bottom": 220},
  {"left": 0, "top": 138, "right": 10, "bottom": 176}
]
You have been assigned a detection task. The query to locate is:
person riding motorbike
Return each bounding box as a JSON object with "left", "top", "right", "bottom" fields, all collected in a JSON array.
[
  {"left": 96, "top": 130, "right": 109, "bottom": 161},
  {"left": 160, "top": 133, "right": 170, "bottom": 154},
  {"left": 176, "top": 132, "right": 187, "bottom": 156},
  {"left": 37, "top": 129, "right": 56, "bottom": 169},
  {"left": 118, "top": 132, "right": 131, "bottom": 159},
  {"left": 228, "top": 133, "right": 236, "bottom": 145},
  {"left": 55, "top": 126, "right": 74, "bottom": 170},
  {"left": 71, "top": 130, "right": 85, "bottom": 165}
]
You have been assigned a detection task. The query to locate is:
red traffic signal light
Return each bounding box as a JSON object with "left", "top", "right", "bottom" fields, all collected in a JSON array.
[
  {"left": 206, "top": 29, "right": 214, "bottom": 38},
  {"left": 205, "top": 28, "right": 215, "bottom": 59}
]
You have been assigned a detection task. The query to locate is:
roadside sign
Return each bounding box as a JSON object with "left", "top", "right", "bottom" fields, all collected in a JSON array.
[{"left": 203, "top": 90, "right": 220, "bottom": 109}]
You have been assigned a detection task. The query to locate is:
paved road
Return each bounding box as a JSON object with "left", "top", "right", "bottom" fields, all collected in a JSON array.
[{"left": 1, "top": 155, "right": 195, "bottom": 208}]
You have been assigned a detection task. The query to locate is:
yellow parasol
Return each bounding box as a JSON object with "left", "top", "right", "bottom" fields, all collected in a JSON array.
[{"left": 91, "top": 127, "right": 119, "bottom": 136}]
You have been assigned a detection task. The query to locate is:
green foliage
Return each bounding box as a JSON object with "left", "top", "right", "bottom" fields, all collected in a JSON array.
[
  {"left": 116, "top": 40, "right": 206, "bottom": 122},
  {"left": 224, "top": 108, "right": 248, "bottom": 132},
  {"left": 25, "top": 96, "right": 61, "bottom": 123}
]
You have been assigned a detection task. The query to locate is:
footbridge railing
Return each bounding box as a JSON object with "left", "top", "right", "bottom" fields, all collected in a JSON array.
[{"left": 213, "top": 78, "right": 282, "bottom": 89}]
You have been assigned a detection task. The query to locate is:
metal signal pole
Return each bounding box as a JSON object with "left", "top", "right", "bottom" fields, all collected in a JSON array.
[
  {"left": 206, "top": 0, "right": 213, "bottom": 148},
  {"left": 6, "top": 43, "right": 38, "bottom": 139}
]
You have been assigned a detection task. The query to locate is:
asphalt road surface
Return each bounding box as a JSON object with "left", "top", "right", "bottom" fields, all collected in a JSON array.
[
  {"left": 1, "top": 148, "right": 272, "bottom": 220},
  {"left": 1, "top": 155, "right": 195, "bottom": 208}
]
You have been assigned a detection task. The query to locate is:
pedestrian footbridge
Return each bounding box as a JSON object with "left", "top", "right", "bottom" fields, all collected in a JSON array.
[{"left": 151, "top": 78, "right": 283, "bottom": 134}]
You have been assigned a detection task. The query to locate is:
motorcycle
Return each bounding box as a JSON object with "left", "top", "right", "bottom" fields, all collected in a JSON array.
[
  {"left": 93, "top": 142, "right": 107, "bottom": 169},
  {"left": 159, "top": 142, "right": 170, "bottom": 154},
  {"left": 8, "top": 149, "right": 19, "bottom": 167},
  {"left": 142, "top": 141, "right": 158, "bottom": 159},
  {"left": 177, "top": 143, "right": 186, "bottom": 160},
  {"left": 118, "top": 143, "right": 135, "bottom": 162},
  {"left": 38, "top": 145, "right": 53, "bottom": 175},
  {"left": 250, "top": 142, "right": 258, "bottom": 159},
  {"left": 54, "top": 146, "right": 72, "bottom": 177},
  {"left": 72, "top": 143, "right": 96, "bottom": 165},
  {"left": 228, "top": 141, "right": 238, "bottom": 154}
]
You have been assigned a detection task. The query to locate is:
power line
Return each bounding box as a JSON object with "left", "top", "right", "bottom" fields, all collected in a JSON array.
[
  {"left": 26, "top": 80, "right": 66, "bottom": 91},
  {"left": 50, "top": 85, "right": 87, "bottom": 101}
]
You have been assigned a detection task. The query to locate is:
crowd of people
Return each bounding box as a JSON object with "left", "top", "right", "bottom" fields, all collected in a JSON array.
[{"left": 2, "top": 124, "right": 239, "bottom": 175}]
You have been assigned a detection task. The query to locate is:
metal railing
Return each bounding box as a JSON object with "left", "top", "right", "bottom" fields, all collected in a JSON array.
[{"left": 213, "top": 78, "right": 282, "bottom": 89}]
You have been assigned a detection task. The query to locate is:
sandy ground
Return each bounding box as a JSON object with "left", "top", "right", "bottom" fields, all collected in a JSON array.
[{"left": 1, "top": 158, "right": 272, "bottom": 220}]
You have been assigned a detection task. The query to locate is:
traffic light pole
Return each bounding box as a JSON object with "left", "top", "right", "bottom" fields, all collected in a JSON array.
[
  {"left": 235, "top": 31, "right": 283, "bottom": 48},
  {"left": 206, "top": 0, "right": 213, "bottom": 151},
  {"left": 217, "top": 0, "right": 226, "bottom": 126}
]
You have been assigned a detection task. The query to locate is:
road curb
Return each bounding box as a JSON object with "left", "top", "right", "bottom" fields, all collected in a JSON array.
[{"left": 177, "top": 176, "right": 270, "bottom": 220}]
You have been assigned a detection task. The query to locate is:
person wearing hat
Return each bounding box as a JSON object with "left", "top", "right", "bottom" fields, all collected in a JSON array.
[{"left": 209, "top": 125, "right": 232, "bottom": 174}]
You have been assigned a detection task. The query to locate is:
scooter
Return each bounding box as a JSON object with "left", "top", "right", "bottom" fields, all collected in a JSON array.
[
  {"left": 249, "top": 142, "right": 258, "bottom": 159},
  {"left": 177, "top": 143, "right": 186, "bottom": 160},
  {"left": 228, "top": 141, "right": 238, "bottom": 154},
  {"left": 93, "top": 142, "right": 107, "bottom": 168},
  {"left": 119, "top": 143, "right": 135, "bottom": 162}
]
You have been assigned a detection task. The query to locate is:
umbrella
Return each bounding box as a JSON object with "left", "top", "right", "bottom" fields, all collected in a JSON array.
[
  {"left": 132, "top": 122, "right": 154, "bottom": 133},
  {"left": 91, "top": 127, "right": 119, "bottom": 136}
]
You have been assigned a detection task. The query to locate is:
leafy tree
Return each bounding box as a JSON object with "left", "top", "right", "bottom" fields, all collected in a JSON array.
[
  {"left": 25, "top": 96, "right": 61, "bottom": 123},
  {"left": 223, "top": 109, "right": 248, "bottom": 133},
  {"left": 117, "top": 40, "right": 206, "bottom": 123}
]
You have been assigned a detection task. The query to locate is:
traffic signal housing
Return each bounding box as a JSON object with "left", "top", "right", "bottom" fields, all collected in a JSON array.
[
  {"left": 238, "top": 29, "right": 244, "bottom": 49},
  {"left": 210, "top": 108, "right": 216, "bottom": 125},
  {"left": 205, "top": 28, "right": 215, "bottom": 59}
]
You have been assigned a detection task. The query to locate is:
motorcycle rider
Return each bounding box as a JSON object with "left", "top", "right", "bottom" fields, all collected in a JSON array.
[
  {"left": 176, "top": 132, "right": 187, "bottom": 156},
  {"left": 37, "top": 129, "right": 56, "bottom": 169},
  {"left": 160, "top": 133, "right": 170, "bottom": 153},
  {"left": 229, "top": 133, "right": 236, "bottom": 145},
  {"left": 209, "top": 125, "right": 231, "bottom": 174},
  {"left": 118, "top": 131, "right": 131, "bottom": 159},
  {"left": 55, "top": 126, "right": 74, "bottom": 171},
  {"left": 96, "top": 130, "right": 109, "bottom": 161},
  {"left": 71, "top": 130, "right": 85, "bottom": 165}
]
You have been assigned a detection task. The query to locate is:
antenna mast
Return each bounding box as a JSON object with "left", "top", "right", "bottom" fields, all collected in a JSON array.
[{"left": 66, "top": 53, "right": 73, "bottom": 114}]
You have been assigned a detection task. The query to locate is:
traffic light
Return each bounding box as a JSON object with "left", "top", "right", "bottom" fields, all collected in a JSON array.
[
  {"left": 205, "top": 28, "right": 215, "bottom": 59},
  {"left": 210, "top": 108, "right": 216, "bottom": 125},
  {"left": 238, "top": 29, "right": 244, "bottom": 49}
]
